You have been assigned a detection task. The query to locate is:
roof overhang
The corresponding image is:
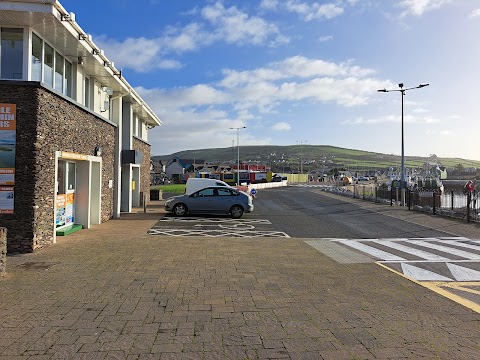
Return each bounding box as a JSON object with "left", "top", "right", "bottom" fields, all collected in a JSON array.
[{"left": 0, "top": 0, "right": 161, "bottom": 127}]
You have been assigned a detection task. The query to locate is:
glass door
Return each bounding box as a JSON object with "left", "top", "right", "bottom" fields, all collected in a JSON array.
[{"left": 56, "top": 160, "right": 76, "bottom": 228}]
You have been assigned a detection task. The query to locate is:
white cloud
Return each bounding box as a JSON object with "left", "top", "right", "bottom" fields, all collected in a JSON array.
[
  {"left": 343, "top": 114, "right": 440, "bottom": 125},
  {"left": 134, "top": 55, "right": 406, "bottom": 154},
  {"left": 93, "top": 2, "right": 287, "bottom": 72},
  {"left": 271, "top": 122, "right": 291, "bottom": 131},
  {"left": 318, "top": 35, "right": 333, "bottom": 42},
  {"left": 469, "top": 9, "right": 480, "bottom": 18},
  {"left": 286, "top": 1, "right": 344, "bottom": 21},
  {"left": 259, "top": 0, "right": 279, "bottom": 10},
  {"left": 398, "top": 0, "right": 453, "bottom": 17},
  {"left": 262, "top": 0, "right": 363, "bottom": 21},
  {"left": 201, "top": 2, "right": 287, "bottom": 46},
  {"left": 220, "top": 56, "right": 376, "bottom": 88}
]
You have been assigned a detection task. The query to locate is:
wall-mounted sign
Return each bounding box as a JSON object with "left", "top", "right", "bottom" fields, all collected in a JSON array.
[
  {"left": 60, "top": 152, "right": 89, "bottom": 161},
  {"left": 0, "top": 186, "right": 14, "bottom": 214},
  {"left": 56, "top": 194, "right": 66, "bottom": 227},
  {"left": 0, "top": 104, "right": 16, "bottom": 214},
  {"left": 0, "top": 104, "right": 16, "bottom": 186}
]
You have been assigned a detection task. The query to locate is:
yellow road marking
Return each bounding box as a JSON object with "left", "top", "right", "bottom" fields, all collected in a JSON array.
[{"left": 376, "top": 262, "right": 480, "bottom": 314}]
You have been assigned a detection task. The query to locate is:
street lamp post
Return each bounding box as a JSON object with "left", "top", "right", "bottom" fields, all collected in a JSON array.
[
  {"left": 230, "top": 126, "right": 246, "bottom": 183},
  {"left": 377, "top": 83, "right": 429, "bottom": 195},
  {"left": 296, "top": 140, "right": 307, "bottom": 174}
]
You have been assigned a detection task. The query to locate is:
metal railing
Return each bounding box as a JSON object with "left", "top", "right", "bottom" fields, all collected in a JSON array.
[{"left": 327, "top": 184, "right": 479, "bottom": 223}]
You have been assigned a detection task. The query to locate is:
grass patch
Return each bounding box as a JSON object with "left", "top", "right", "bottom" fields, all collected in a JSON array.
[{"left": 151, "top": 184, "right": 186, "bottom": 194}]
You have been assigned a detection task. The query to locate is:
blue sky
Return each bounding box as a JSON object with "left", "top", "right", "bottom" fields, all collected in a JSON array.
[{"left": 60, "top": 0, "right": 480, "bottom": 160}]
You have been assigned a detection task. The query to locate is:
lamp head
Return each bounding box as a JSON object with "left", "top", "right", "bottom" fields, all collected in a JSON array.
[
  {"left": 418, "top": 83, "right": 430, "bottom": 88},
  {"left": 398, "top": 83, "right": 404, "bottom": 88},
  {"left": 377, "top": 89, "right": 387, "bottom": 92}
]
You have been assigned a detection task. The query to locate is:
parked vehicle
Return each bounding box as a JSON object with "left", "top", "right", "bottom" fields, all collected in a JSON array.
[
  {"left": 165, "top": 186, "right": 254, "bottom": 218},
  {"left": 185, "top": 177, "right": 231, "bottom": 194}
]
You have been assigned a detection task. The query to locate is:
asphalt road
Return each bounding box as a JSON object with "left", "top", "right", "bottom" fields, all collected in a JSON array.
[{"left": 252, "top": 186, "right": 454, "bottom": 239}]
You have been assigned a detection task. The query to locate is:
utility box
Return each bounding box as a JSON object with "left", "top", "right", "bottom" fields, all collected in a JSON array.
[{"left": 121, "top": 150, "right": 143, "bottom": 164}]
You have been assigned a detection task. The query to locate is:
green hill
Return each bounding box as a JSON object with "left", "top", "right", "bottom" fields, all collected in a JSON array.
[{"left": 152, "top": 145, "right": 479, "bottom": 173}]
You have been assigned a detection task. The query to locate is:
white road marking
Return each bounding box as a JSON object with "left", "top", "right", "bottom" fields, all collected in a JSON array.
[
  {"left": 336, "top": 240, "right": 406, "bottom": 261},
  {"left": 328, "top": 237, "right": 480, "bottom": 282},
  {"left": 159, "top": 217, "right": 272, "bottom": 224},
  {"left": 409, "top": 240, "right": 480, "bottom": 260},
  {"left": 371, "top": 240, "right": 450, "bottom": 261},
  {"left": 447, "top": 263, "right": 480, "bottom": 281},
  {"left": 401, "top": 263, "right": 453, "bottom": 281},
  {"left": 148, "top": 228, "right": 290, "bottom": 238}
]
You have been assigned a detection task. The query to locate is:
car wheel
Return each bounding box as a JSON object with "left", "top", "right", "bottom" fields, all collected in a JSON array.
[
  {"left": 173, "top": 203, "right": 187, "bottom": 216},
  {"left": 230, "top": 205, "right": 244, "bottom": 219}
]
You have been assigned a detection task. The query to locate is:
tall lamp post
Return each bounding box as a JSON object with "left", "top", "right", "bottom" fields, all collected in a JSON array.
[
  {"left": 230, "top": 126, "right": 246, "bottom": 183},
  {"left": 296, "top": 140, "right": 307, "bottom": 174},
  {"left": 377, "top": 83, "right": 429, "bottom": 191}
]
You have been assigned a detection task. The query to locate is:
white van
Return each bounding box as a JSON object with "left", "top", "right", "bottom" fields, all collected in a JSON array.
[{"left": 185, "top": 178, "right": 232, "bottom": 194}]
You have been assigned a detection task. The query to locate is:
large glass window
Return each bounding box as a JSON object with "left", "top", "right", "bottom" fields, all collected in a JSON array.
[
  {"left": 84, "top": 76, "right": 90, "bottom": 108},
  {"left": 54, "top": 52, "right": 63, "bottom": 92},
  {"left": 67, "top": 162, "right": 76, "bottom": 191},
  {"left": 1, "top": 28, "right": 24, "bottom": 79},
  {"left": 64, "top": 60, "right": 72, "bottom": 97},
  {"left": 43, "top": 43, "right": 53, "bottom": 86},
  {"left": 31, "top": 33, "right": 42, "bottom": 81}
]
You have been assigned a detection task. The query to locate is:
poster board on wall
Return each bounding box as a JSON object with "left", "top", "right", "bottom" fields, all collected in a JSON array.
[{"left": 0, "top": 104, "right": 16, "bottom": 213}]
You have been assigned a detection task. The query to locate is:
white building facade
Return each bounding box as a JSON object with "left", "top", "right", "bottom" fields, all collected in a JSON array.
[{"left": 0, "top": 0, "right": 162, "bottom": 252}]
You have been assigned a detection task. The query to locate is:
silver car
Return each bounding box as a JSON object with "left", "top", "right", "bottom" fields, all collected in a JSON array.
[{"left": 164, "top": 186, "right": 254, "bottom": 218}]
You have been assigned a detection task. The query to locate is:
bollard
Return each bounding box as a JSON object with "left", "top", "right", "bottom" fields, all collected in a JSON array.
[
  {"left": 467, "top": 193, "right": 471, "bottom": 223},
  {"left": 451, "top": 190, "right": 454, "bottom": 212},
  {"left": 432, "top": 191, "right": 436, "bottom": 215},
  {"left": 407, "top": 190, "right": 411, "bottom": 210},
  {"left": 143, "top": 193, "right": 147, "bottom": 213},
  {"left": 0, "top": 227, "right": 6, "bottom": 276},
  {"left": 390, "top": 187, "right": 393, "bottom": 206}
]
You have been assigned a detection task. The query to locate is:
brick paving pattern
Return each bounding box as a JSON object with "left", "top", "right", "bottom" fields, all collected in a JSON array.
[{"left": 1, "top": 199, "right": 479, "bottom": 359}]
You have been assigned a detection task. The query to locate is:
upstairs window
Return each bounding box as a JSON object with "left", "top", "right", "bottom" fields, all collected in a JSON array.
[
  {"left": 44, "top": 43, "right": 54, "bottom": 86},
  {"left": 0, "top": 28, "right": 24, "bottom": 79},
  {"left": 54, "top": 52, "right": 63, "bottom": 92},
  {"left": 31, "top": 33, "right": 42, "bottom": 81}
]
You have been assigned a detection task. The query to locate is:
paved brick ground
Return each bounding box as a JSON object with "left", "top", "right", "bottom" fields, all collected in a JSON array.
[{"left": 1, "top": 197, "right": 479, "bottom": 359}]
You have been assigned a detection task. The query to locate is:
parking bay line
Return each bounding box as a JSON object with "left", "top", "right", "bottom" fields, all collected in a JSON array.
[{"left": 148, "top": 228, "right": 290, "bottom": 238}]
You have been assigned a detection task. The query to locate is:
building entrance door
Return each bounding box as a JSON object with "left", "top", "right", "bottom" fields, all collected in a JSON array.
[{"left": 56, "top": 160, "right": 76, "bottom": 228}]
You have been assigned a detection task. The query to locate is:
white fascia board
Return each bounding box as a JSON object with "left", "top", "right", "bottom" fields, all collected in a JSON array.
[{"left": 0, "top": 0, "right": 54, "bottom": 12}]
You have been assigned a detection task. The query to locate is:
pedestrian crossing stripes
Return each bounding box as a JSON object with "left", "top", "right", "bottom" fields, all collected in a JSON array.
[{"left": 327, "top": 237, "right": 480, "bottom": 282}]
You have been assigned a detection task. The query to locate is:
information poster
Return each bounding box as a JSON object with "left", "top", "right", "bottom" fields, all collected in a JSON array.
[
  {"left": 0, "top": 104, "right": 16, "bottom": 214},
  {"left": 65, "top": 193, "right": 74, "bottom": 225},
  {"left": 56, "top": 194, "right": 66, "bottom": 227},
  {"left": 0, "top": 186, "right": 14, "bottom": 214}
]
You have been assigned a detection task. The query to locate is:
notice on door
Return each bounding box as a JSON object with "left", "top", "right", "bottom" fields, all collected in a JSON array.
[
  {"left": 0, "top": 186, "right": 14, "bottom": 214},
  {"left": 65, "top": 193, "right": 74, "bottom": 225},
  {"left": 56, "top": 194, "right": 66, "bottom": 227}
]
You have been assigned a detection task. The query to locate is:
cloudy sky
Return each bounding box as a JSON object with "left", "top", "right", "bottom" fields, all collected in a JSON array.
[{"left": 61, "top": 0, "right": 480, "bottom": 160}]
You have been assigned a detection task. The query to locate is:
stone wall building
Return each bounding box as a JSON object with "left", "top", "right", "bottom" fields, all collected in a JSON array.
[{"left": 0, "top": 0, "right": 162, "bottom": 253}]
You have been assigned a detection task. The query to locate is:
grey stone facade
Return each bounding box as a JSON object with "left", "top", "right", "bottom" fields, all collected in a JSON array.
[
  {"left": 0, "top": 81, "right": 151, "bottom": 253},
  {"left": 133, "top": 137, "right": 152, "bottom": 205},
  {"left": 0, "top": 227, "right": 5, "bottom": 275}
]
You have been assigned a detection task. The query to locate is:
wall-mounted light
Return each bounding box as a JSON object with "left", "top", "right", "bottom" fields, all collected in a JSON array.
[
  {"left": 77, "top": 56, "right": 83, "bottom": 65},
  {"left": 61, "top": 12, "right": 75, "bottom": 22},
  {"left": 94, "top": 146, "right": 102, "bottom": 157},
  {"left": 78, "top": 34, "right": 87, "bottom": 41},
  {"left": 92, "top": 49, "right": 100, "bottom": 55}
]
